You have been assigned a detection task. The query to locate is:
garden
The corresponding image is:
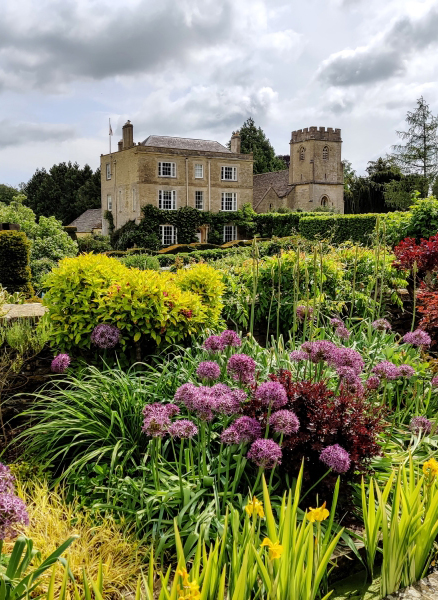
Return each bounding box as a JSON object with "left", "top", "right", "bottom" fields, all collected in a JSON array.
[{"left": 2, "top": 194, "right": 438, "bottom": 599}]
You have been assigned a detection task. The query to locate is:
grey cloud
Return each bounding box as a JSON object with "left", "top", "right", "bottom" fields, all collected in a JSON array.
[
  {"left": 318, "top": 6, "right": 438, "bottom": 87},
  {"left": 0, "top": 1, "right": 232, "bottom": 92},
  {"left": 0, "top": 120, "right": 75, "bottom": 148}
]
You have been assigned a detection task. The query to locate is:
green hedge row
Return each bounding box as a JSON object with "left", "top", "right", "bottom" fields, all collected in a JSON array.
[
  {"left": 298, "top": 214, "right": 378, "bottom": 245},
  {"left": 0, "top": 230, "right": 34, "bottom": 297},
  {"left": 253, "top": 212, "right": 317, "bottom": 238}
]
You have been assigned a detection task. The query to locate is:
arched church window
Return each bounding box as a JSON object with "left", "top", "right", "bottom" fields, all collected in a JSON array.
[
  {"left": 300, "top": 146, "right": 305, "bottom": 160},
  {"left": 322, "top": 146, "right": 329, "bottom": 160},
  {"left": 321, "top": 195, "right": 329, "bottom": 207}
]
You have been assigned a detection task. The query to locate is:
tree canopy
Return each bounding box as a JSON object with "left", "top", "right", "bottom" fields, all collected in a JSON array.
[
  {"left": 230, "top": 118, "right": 287, "bottom": 174},
  {"left": 0, "top": 184, "right": 19, "bottom": 205},
  {"left": 21, "top": 162, "right": 101, "bottom": 225},
  {"left": 343, "top": 157, "right": 402, "bottom": 213}
]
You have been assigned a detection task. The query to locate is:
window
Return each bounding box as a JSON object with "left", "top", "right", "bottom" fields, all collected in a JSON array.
[
  {"left": 194, "top": 164, "right": 204, "bottom": 178},
  {"left": 221, "top": 192, "right": 237, "bottom": 211},
  {"left": 300, "top": 147, "right": 305, "bottom": 160},
  {"left": 221, "top": 166, "right": 237, "bottom": 181},
  {"left": 106, "top": 163, "right": 111, "bottom": 180},
  {"left": 160, "top": 224, "right": 177, "bottom": 246},
  {"left": 321, "top": 195, "right": 329, "bottom": 207},
  {"left": 195, "top": 191, "right": 204, "bottom": 210},
  {"left": 107, "top": 195, "right": 112, "bottom": 210},
  {"left": 158, "top": 162, "right": 176, "bottom": 177},
  {"left": 223, "top": 225, "right": 237, "bottom": 243},
  {"left": 132, "top": 189, "right": 137, "bottom": 212},
  {"left": 158, "top": 190, "right": 176, "bottom": 210},
  {"left": 118, "top": 189, "right": 123, "bottom": 212},
  {"left": 322, "top": 146, "right": 329, "bottom": 160}
]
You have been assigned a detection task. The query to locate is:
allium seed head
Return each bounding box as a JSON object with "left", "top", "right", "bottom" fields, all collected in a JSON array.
[{"left": 409, "top": 416, "right": 432, "bottom": 435}]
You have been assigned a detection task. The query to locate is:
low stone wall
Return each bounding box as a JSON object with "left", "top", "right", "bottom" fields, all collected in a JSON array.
[{"left": 385, "top": 572, "right": 438, "bottom": 599}]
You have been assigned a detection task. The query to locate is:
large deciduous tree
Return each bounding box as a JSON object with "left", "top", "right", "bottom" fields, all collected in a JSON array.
[
  {"left": 230, "top": 118, "right": 287, "bottom": 174},
  {"left": 22, "top": 162, "right": 101, "bottom": 225},
  {"left": 0, "top": 184, "right": 19, "bottom": 205}
]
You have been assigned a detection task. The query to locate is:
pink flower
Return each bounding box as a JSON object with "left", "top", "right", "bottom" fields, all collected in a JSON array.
[
  {"left": 196, "top": 361, "right": 221, "bottom": 381},
  {"left": 227, "top": 354, "right": 256, "bottom": 384},
  {"left": 320, "top": 444, "right": 351, "bottom": 473},
  {"left": 269, "top": 410, "right": 300, "bottom": 435},
  {"left": 247, "top": 439, "right": 282, "bottom": 469},
  {"left": 255, "top": 381, "right": 288, "bottom": 409}
]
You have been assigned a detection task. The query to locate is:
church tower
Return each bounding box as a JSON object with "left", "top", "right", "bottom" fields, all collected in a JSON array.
[{"left": 289, "top": 127, "right": 344, "bottom": 213}]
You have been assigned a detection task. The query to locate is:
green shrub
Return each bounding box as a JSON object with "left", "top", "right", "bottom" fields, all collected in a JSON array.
[
  {"left": 0, "top": 230, "right": 34, "bottom": 296},
  {"left": 299, "top": 214, "right": 378, "bottom": 245},
  {"left": 406, "top": 195, "right": 438, "bottom": 240},
  {"left": 118, "top": 254, "right": 160, "bottom": 271},
  {"left": 254, "top": 212, "right": 317, "bottom": 238},
  {"left": 77, "top": 234, "right": 111, "bottom": 254}
]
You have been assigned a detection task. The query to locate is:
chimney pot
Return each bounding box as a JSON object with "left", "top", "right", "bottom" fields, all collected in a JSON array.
[
  {"left": 122, "top": 120, "right": 134, "bottom": 149},
  {"left": 230, "top": 130, "right": 241, "bottom": 153}
]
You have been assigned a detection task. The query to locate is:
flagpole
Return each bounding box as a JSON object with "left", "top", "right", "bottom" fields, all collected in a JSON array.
[{"left": 109, "top": 118, "right": 111, "bottom": 155}]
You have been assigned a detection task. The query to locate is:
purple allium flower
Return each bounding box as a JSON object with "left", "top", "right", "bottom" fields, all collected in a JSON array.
[
  {"left": 330, "top": 317, "right": 344, "bottom": 328},
  {"left": 269, "top": 410, "right": 300, "bottom": 435},
  {"left": 142, "top": 403, "right": 179, "bottom": 437},
  {"left": 247, "top": 439, "right": 282, "bottom": 469},
  {"left": 320, "top": 444, "right": 351, "bottom": 474},
  {"left": 174, "top": 383, "right": 198, "bottom": 411},
  {"left": 189, "top": 388, "right": 215, "bottom": 422},
  {"left": 296, "top": 305, "right": 314, "bottom": 322},
  {"left": 196, "top": 361, "right": 221, "bottom": 381},
  {"left": 335, "top": 326, "right": 351, "bottom": 340},
  {"left": 289, "top": 350, "right": 309, "bottom": 363},
  {"left": 255, "top": 381, "right": 288, "bottom": 409},
  {"left": 432, "top": 376, "right": 438, "bottom": 388},
  {"left": 409, "top": 416, "right": 433, "bottom": 435},
  {"left": 372, "top": 360, "right": 400, "bottom": 380},
  {"left": 327, "top": 347, "right": 364, "bottom": 375},
  {"left": 91, "top": 324, "right": 121, "bottom": 349},
  {"left": 50, "top": 353, "right": 71, "bottom": 374},
  {"left": 366, "top": 376, "right": 381, "bottom": 390},
  {"left": 220, "top": 416, "right": 262, "bottom": 445},
  {"left": 0, "top": 465, "right": 15, "bottom": 495},
  {"left": 402, "top": 329, "right": 432, "bottom": 347},
  {"left": 301, "top": 340, "right": 337, "bottom": 364},
  {"left": 220, "top": 330, "right": 242, "bottom": 348},
  {"left": 0, "top": 493, "right": 29, "bottom": 539},
  {"left": 372, "top": 318, "right": 392, "bottom": 332},
  {"left": 398, "top": 364, "right": 415, "bottom": 378},
  {"left": 203, "top": 335, "right": 225, "bottom": 353},
  {"left": 227, "top": 354, "right": 256, "bottom": 384},
  {"left": 168, "top": 419, "right": 198, "bottom": 439},
  {"left": 336, "top": 366, "right": 359, "bottom": 385},
  {"left": 212, "top": 387, "right": 246, "bottom": 416}
]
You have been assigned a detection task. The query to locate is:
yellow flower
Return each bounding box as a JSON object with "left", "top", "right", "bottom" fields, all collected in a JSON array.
[
  {"left": 306, "top": 502, "right": 330, "bottom": 523},
  {"left": 423, "top": 458, "right": 438, "bottom": 478},
  {"left": 261, "top": 537, "right": 283, "bottom": 560},
  {"left": 177, "top": 568, "right": 190, "bottom": 586},
  {"left": 244, "top": 496, "right": 265, "bottom": 518},
  {"left": 177, "top": 570, "right": 201, "bottom": 599}
]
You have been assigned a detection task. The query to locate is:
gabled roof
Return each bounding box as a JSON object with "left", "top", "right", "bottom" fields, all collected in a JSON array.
[
  {"left": 68, "top": 209, "right": 102, "bottom": 233},
  {"left": 141, "top": 135, "right": 232, "bottom": 153},
  {"left": 253, "top": 170, "right": 293, "bottom": 210}
]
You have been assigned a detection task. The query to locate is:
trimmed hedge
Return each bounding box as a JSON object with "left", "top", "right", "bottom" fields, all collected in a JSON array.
[
  {"left": 298, "top": 214, "right": 378, "bottom": 245},
  {"left": 254, "top": 212, "right": 316, "bottom": 238},
  {"left": 0, "top": 230, "right": 34, "bottom": 297}
]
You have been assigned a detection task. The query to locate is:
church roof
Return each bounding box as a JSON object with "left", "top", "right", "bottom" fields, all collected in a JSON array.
[
  {"left": 253, "top": 170, "right": 293, "bottom": 210},
  {"left": 69, "top": 209, "right": 102, "bottom": 233},
  {"left": 141, "top": 135, "right": 232, "bottom": 153}
]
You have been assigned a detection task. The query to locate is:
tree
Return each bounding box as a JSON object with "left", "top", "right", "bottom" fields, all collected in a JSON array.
[
  {"left": 344, "top": 157, "right": 402, "bottom": 213},
  {"left": 22, "top": 162, "right": 101, "bottom": 225},
  {"left": 384, "top": 175, "right": 428, "bottom": 210},
  {"left": 230, "top": 118, "right": 287, "bottom": 174},
  {"left": 0, "top": 184, "right": 19, "bottom": 205},
  {"left": 392, "top": 96, "right": 438, "bottom": 187}
]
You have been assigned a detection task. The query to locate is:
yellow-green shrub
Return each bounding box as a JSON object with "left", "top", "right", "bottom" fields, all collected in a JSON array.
[{"left": 43, "top": 253, "right": 224, "bottom": 355}]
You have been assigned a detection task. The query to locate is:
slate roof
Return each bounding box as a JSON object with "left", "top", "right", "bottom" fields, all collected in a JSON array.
[
  {"left": 141, "top": 135, "right": 232, "bottom": 153},
  {"left": 68, "top": 209, "right": 102, "bottom": 233},
  {"left": 253, "top": 170, "right": 293, "bottom": 210}
]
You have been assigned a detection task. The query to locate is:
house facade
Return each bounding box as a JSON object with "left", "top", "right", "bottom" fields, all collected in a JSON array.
[{"left": 100, "top": 122, "right": 253, "bottom": 244}]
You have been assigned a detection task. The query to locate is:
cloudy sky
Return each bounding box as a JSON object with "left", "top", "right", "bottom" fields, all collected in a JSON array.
[{"left": 1, "top": 0, "right": 438, "bottom": 186}]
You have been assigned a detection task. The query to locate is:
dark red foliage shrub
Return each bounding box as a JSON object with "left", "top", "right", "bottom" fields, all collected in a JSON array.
[
  {"left": 245, "top": 371, "right": 385, "bottom": 492},
  {"left": 417, "top": 285, "right": 438, "bottom": 347},
  {"left": 393, "top": 235, "right": 438, "bottom": 276}
]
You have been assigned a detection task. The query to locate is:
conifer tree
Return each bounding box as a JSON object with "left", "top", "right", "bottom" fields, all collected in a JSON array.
[{"left": 230, "top": 118, "right": 286, "bottom": 174}]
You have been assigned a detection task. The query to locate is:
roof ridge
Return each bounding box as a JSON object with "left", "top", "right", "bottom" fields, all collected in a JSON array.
[{"left": 146, "top": 134, "right": 228, "bottom": 144}]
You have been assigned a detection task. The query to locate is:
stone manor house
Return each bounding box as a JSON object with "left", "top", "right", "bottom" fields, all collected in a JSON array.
[{"left": 99, "top": 121, "right": 344, "bottom": 244}]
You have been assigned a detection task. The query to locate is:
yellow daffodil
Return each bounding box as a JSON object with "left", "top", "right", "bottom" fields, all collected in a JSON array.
[
  {"left": 177, "top": 568, "right": 190, "bottom": 586},
  {"left": 306, "top": 501, "right": 330, "bottom": 522},
  {"left": 244, "top": 496, "right": 265, "bottom": 518},
  {"left": 423, "top": 458, "right": 438, "bottom": 479},
  {"left": 177, "top": 569, "right": 201, "bottom": 599},
  {"left": 261, "top": 537, "right": 283, "bottom": 560}
]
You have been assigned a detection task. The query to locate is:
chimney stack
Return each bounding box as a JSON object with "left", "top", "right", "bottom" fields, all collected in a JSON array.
[
  {"left": 118, "top": 140, "right": 123, "bottom": 151},
  {"left": 122, "top": 120, "right": 134, "bottom": 149},
  {"left": 230, "top": 130, "right": 241, "bottom": 153}
]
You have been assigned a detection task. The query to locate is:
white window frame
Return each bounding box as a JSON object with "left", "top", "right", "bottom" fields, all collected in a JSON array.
[
  {"left": 132, "top": 188, "right": 137, "bottom": 212},
  {"left": 223, "top": 225, "right": 237, "bottom": 243},
  {"left": 160, "top": 224, "right": 177, "bottom": 246},
  {"left": 158, "top": 189, "right": 177, "bottom": 210},
  {"left": 194, "top": 164, "right": 204, "bottom": 179},
  {"left": 221, "top": 166, "right": 237, "bottom": 181},
  {"left": 107, "top": 194, "right": 112, "bottom": 210},
  {"left": 221, "top": 192, "right": 237, "bottom": 211},
  {"left": 106, "top": 163, "right": 111, "bottom": 180},
  {"left": 195, "top": 190, "right": 204, "bottom": 210},
  {"left": 158, "top": 161, "right": 176, "bottom": 177}
]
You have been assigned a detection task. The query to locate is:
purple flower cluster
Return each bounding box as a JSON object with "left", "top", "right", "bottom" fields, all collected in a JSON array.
[
  {"left": 203, "top": 335, "right": 224, "bottom": 353},
  {"left": 301, "top": 340, "right": 337, "bottom": 364},
  {"left": 0, "top": 464, "right": 15, "bottom": 494},
  {"left": 221, "top": 416, "right": 262, "bottom": 445},
  {"left": 227, "top": 354, "right": 256, "bottom": 384},
  {"left": 50, "top": 353, "right": 71, "bottom": 374},
  {"left": 398, "top": 364, "right": 415, "bottom": 378},
  {"left": 289, "top": 350, "right": 309, "bottom": 363},
  {"left": 269, "top": 410, "right": 300, "bottom": 435},
  {"left": 142, "top": 403, "right": 180, "bottom": 437},
  {"left": 330, "top": 317, "right": 344, "bottom": 328},
  {"left": 432, "top": 376, "right": 438, "bottom": 388},
  {"left": 0, "top": 493, "right": 29, "bottom": 539},
  {"left": 168, "top": 419, "right": 198, "bottom": 439},
  {"left": 328, "top": 346, "right": 364, "bottom": 375},
  {"left": 409, "top": 416, "right": 432, "bottom": 435},
  {"left": 336, "top": 366, "right": 359, "bottom": 385},
  {"left": 196, "top": 361, "right": 220, "bottom": 381},
  {"left": 366, "top": 376, "right": 381, "bottom": 390},
  {"left": 335, "top": 326, "right": 351, "bottom": 340},
  {"left": 174, "top": 383, "right": 244, "bottom": 420},
  {"left": 372, "top": 318, "right": 392, "bottom": 332},
  {"left": 320, "top": 444, "right": 351, "bottom": 473},
  {"left": 372, "top": 361, "right": 400, "bottom": 380},
  {"left": 255, "top": 382, "right": 288, "bottom": 409},
  {"left": 203, "top": 330, "right": 242, "bottom": 353},
  {"left": 402, "top": 329, "right": 432, "bottom": 347},
  {"left": 91, "top": 324, "right": 121, "bottom": 349},
  {"left": 296, "top": 305, "right": 314, "bottom": 322},
  {"left": 247, "top": 439, "right": 282, "bottom": 469}
]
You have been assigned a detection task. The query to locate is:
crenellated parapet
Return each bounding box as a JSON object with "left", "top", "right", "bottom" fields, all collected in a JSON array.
[{"left": 291, "top": 126, "right": 342, "bottom": 143}]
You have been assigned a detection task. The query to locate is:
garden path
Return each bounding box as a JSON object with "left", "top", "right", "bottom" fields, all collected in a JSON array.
[
  {"left": 1, "top": 303, "right": 47, "bottom": 321},
  {"left": 385, "top": 571, "right": 438, "bottom": 599}
]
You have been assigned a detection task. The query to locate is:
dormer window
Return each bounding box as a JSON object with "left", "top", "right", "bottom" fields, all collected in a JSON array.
[
  {"left": 300, "top": 147, "right": 305, "bottom": 160},
  {"left": 323, "top": 146, "right": 329, "bottom": 160}
]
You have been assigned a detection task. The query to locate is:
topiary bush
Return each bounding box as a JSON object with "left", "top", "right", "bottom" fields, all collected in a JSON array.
[{"left": 0, "top": 230, "right": 34, "bottom": 297}]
